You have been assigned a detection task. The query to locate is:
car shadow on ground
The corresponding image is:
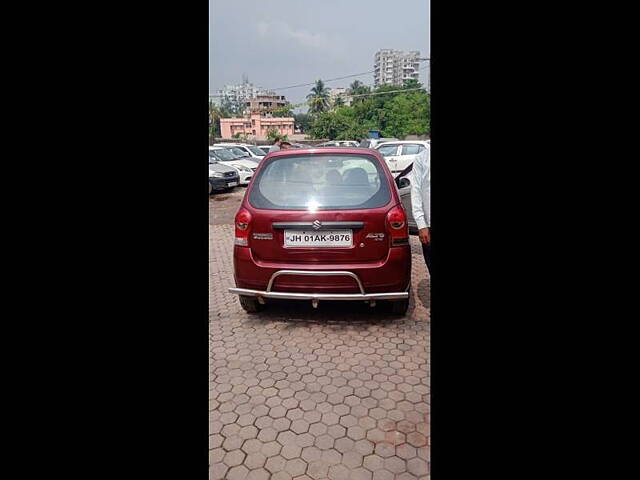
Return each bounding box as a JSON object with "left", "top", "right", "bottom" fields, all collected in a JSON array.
[{"left": 240, "top": 298, "right": 412, "bottom": 329}]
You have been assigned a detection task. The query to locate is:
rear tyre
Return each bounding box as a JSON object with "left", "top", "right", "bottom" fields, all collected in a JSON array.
[
  {"left": 390, "top": 298, "right": 409, "bottom": 315},
  {"left": 239, "top": 295, "right": 263, "bottom": 313}
]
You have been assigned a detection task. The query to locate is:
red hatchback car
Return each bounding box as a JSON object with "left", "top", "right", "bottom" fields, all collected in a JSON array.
[{"left": 228, "top": 147, "right": 411, "bottom": 314}]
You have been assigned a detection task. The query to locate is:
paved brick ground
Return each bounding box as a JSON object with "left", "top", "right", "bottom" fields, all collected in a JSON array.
[{"left": 210, "top": 193, "right": 430, "bottom": 479}]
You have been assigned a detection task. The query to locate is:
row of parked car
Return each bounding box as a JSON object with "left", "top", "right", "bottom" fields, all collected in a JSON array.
[{"left": 209, "top": 139, "right": 428, "bottom": 193}]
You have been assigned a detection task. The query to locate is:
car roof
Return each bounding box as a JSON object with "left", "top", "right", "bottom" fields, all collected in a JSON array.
[{"left": 265, "top": 147, "right": 381, "bottom": 158}]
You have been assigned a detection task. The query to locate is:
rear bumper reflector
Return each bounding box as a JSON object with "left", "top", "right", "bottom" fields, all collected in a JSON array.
[{"left": 392, "top": 238, "right": 410, "bottom": 246}]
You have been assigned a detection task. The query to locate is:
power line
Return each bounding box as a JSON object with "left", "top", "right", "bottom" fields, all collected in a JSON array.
[{"left": 209, "top": 61, "right": 429, "bottom": 97}]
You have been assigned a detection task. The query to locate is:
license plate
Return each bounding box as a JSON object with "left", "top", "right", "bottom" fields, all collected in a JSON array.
[
  {"left": 284, "top": 230, "right": 352, "bottom": 248},
  {"left": 227, "top": 182, "right": 238, "bottom": 187}
]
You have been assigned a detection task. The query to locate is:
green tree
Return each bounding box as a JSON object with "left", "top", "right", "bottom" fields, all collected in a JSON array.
[
  {"left": 347, "top": 80, "right": 371, "bottom": 104},
  {"left": 293, "top": 113, "right": 312, "bottom": 133},
  {"left": 306, "top": 79, "right": 330, "bottom": 114},
  {"left": 266, "top": 128, "right": 288, "bottom": 142},
  {"left": 209, "top": 100, "right": 222, "bottom": 143},
  {"left": 333, "top": 96, "right": 345, "bottom": 109},
  {"left": 309, "top": 107, "right": 367, "bottom": 141}
]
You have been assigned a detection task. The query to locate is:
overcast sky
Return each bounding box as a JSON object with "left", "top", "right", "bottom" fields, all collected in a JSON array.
[{"left": 210, "top": 0, "right": 430, "bottom": 112}]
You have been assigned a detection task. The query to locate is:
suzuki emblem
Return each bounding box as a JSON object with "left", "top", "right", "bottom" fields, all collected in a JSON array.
[{"left": 312, "top": 220, "right": 322, "bottom": 230}]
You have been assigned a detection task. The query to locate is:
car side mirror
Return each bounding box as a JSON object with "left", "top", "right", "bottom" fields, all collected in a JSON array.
[{"left": 398, "top": 177, "right": 411, "bottom": 189}]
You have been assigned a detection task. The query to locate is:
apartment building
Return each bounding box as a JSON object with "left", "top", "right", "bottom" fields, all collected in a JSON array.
[{"left": 374, "top": 49, "right": 421, "bottom": 87}]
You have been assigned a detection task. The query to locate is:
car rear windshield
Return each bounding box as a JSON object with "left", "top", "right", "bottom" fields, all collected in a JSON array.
[
  {"left": 247, "top": 146, "right": 265, "bottom": 156},
  {"left": 210, "top": 149, "right": 236, "bottom": 161},
  {"left": 249, "top": 154, "right": 391, "bottom": 210}
]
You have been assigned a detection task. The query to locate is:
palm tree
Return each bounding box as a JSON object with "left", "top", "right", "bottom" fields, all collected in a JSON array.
[
  {"left": 333, "top": 96, "right": 345, "bottom": 109},
  {"left": 347, "top": 80, "right": 370, "bottom": 104},
  {"left": 307, "top": 79, "right": 330, "bottom": 114}
]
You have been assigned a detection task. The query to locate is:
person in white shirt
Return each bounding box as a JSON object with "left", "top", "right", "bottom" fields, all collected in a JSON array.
[{"left": 411, "top": 146, "right": 431, "bottom": 273}]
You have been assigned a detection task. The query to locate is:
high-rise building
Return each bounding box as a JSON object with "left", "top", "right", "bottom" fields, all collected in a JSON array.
[{"left": 374, "top": 49, "right": 421, "bottom": 87}]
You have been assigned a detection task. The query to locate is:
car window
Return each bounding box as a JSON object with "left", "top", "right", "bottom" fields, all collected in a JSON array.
[
  {"left": 401, "top": 144, "right": 424, "bottom": 155},
  {"left": 211, "top": 149, "right": 236, "bottom": 161},
  {"left": 249, "top": 154, "right": 391, "bottom": 211},
  {"left": 377, "top": 144, "right": 400, "bottom": 156},
  {"left": 359, "top": 140, "right": 372, "bottom": 148},
  {"left": 246, "top": 146, "right": 265, "bottom": 156},
  {"left": 230, "top": 147, "right": 249, "bottom": 157}
]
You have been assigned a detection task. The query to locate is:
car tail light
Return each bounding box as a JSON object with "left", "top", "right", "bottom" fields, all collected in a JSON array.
[
  {"left": 235, "top": 208, "right": 252, "bottom": 246},
  {"left": 386, "top": 205, "right": 409, "bottom": 246}
]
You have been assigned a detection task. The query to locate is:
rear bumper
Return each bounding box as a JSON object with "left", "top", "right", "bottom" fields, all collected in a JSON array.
[
  {"left": 233, "top": 244, "right": 411, "bottom": 293},
  {"left": 229, "top": 269, "right": 409, "bottom": 302},
  {"left": 209, "top": 176, "right": 240, "bottom": 190},
  {"left": 229, "top": 288, "right": 408, "bottom": 301}
]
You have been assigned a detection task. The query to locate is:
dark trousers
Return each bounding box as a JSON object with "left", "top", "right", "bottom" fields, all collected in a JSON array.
[{"left": 422, "top": 231, "right": 431, "bottom": 273}]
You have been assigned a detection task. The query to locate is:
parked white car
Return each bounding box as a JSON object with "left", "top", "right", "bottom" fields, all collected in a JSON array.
[
  {"left": 374, "top": 140, "right": 430, "bottom": 174},
  {"left": 315, "top": 140, "right": 360, "bottom": 147},
  {"left": 213, "top": 143, "right": 265, "bottom": 159},
  {"left": 358, "top": 138, "right": 399, "bottom": 149},
  {"left": 209, "top": 147, "right": 259, "bottom": 185}
]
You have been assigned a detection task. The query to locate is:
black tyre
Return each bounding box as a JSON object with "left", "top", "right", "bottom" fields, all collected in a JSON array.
[
  {"left": 239, "top": 295, "right": 263, "bottom": 313},
  {"left": 390, "top": 298, "right": 409, "bottom": 315}
]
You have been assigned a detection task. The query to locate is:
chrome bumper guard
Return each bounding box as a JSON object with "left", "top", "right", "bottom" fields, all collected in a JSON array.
[{"left": 229, "top": 270, "right": 409, "bottom": 307}]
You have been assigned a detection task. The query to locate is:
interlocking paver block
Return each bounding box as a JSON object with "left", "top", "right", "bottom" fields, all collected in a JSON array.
[
  {"left": 328, "top": 464, "right": 350, "bottom": 480},
  {"left": 297, "top": 433, "right": 315, "bottom": 447},
  {"left": 342, "top": 450, "right": 364, "bottom": 468},
  {"left": 291, "top": 419, "right": 310, "bottom": 434},
  {"left": 210, "top": 462, "right": 229, "bottom": 480},
  {"left": 281, "top": 444, "right": 302, "bottom": 460},
  {"left": 273, "top": 417, "right": 291, "bottom": 432},
  {"left": 396, "top": 443, "right": 418, "bottom": 459},
  {"left": 384, "top": 456, "right": 407, "bottom": 474},
  {"left": 306, "top": 460, "right": 329, "bottom": 479},
  {"left": 239, "top": 426, "right": 258, "bottom": 440},
  {"left": 327, "top": 424, "right": 346, "bottom": 439},
  {"left": 407, "top": 457, "right": 429, "bottom": 476},
  {"left": 347, "top": 425, "right": 367, "bottom": 441},
  {"left": 260, "top": 441, "right": 281, "bottom": 457},
  {"left": 301, "top": 446, "right": 322, "bottom": 463},
  {"left": 374, "top": 442, "right": 395, "bottom": 458},
  {"left": 351, "top": 467, "right": 373, "bottom": 480},
  {"left": 224, "top": 449, "right": 247, "bottom": 467},
  {"left": 321, "top": 448, "right": 342, "bottom": 465},
  {"left": 265, "top": 455, "right": 287, "bottom": 473},
  {"left": 354, "top": 439, "right": 375, "bottom": 456},
  {"left": 372, "top": 470, "right": 393, "bottom": 480},
  {"left": 363, "top": 454, "right": 385, "bottom": 471},
  {"left": 272, "top": 472, "right": 293, "bottom": 480},
  {"left": 285, "top": 458, "right": 307, "bottom": 477},
  {"left": 407, "top": 432, "right": 427, "bottom": 447},
  {"left": 244, "top": 453, "right": 267, "bottom": 470},
  {"left": 223, "top": 436, "right": 244, "bottom": 451},
  {"left": 333, "top": 437, "right": 355, "bottom": 454},
  {"left": 246, "top": 468, "right": 270, "bottom": 480},
  {"left": 314, "top": 434, "right": 334, "bottom": 450}
]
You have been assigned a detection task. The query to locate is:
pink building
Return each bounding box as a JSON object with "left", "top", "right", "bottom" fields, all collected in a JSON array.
[{"left": 220, "top": 113, "right": 295, "bottom": 140}]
